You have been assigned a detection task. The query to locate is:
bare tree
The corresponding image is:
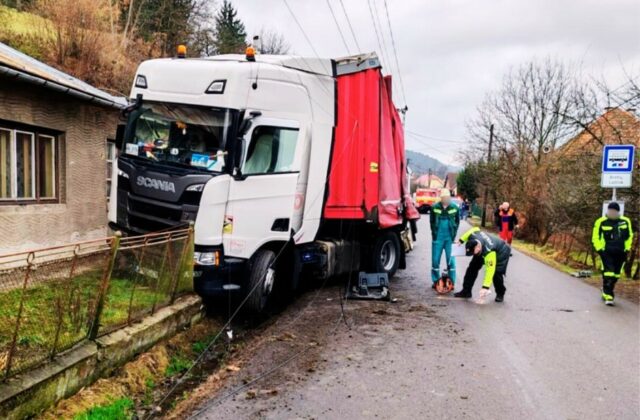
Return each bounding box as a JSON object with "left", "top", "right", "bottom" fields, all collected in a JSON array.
[
  {"left": 258, "top": 29, "right": 290, "bottom": 55},
  {"left": 466, "top": 58, "right": 584, "bottom": 243}
]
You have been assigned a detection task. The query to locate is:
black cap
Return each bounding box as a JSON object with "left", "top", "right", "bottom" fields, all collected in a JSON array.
[
  {"left": 465, "top": 239, "right": 479, "bottom": 256},
  {"left": 608, "top": 202, "right": 620, "bottom": 212}
]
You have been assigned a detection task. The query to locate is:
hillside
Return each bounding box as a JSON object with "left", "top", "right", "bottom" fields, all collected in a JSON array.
[{"left": 406, "top": 150, "right": 458, "bottom": 177}]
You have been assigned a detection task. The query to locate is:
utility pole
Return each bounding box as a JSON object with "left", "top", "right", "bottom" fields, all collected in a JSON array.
[{"left": 481, "top": 124, "right": 494, "bottom": 227}]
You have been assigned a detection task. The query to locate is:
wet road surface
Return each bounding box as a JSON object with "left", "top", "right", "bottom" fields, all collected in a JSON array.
[{"left": 190, "top": 219, "right": 640, "bottom": 420}]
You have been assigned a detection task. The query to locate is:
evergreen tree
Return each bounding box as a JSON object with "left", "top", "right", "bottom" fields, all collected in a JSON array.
[
  {"left": 212, "top": 0, "right": 246, "bottom": 54},
  {"left": 457, "top": 164, "right": 480, "bottom": 202}
]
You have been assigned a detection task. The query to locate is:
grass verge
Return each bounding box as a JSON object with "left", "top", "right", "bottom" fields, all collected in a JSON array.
[
  {"left": 0, "top": 271, "right": 167, "bottom": 376},
  {"left": 40, "top": 317, "right": 232, "bottom": 420}
]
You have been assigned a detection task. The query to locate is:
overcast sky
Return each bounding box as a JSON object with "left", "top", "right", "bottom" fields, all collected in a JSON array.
[{"left": 234, "top": 0, "right": 640, "bottom": 164}]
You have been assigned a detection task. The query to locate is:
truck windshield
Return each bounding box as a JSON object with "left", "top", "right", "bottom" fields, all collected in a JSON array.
[{"left": 123, "top": 102, "right": 237, "bottom": 172}]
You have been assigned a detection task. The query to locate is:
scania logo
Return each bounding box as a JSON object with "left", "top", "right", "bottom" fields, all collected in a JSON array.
[{"left": 136, "top": 176, "right": 176, "bottom": 193}]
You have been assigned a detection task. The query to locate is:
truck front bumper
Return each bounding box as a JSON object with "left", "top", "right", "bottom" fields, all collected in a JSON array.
[{"left": 193, "top": 257, "right": 246, "bottom": 297}]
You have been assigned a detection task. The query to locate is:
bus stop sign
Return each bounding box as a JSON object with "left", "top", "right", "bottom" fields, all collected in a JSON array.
[{"left": 601, "top": 145, "right": 634, "bottom": 188}]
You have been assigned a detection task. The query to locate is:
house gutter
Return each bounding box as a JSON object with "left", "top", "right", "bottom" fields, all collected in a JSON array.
[{"left": 0, "top": 64, "right": 126, "bottom": 110}]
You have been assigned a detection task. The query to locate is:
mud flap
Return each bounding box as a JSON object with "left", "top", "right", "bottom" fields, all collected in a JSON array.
[{"left": 346, "top": 272, "right": 390, "bottom": 301}]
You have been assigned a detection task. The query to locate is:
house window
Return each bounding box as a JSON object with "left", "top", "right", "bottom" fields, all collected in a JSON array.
[
  {"left": 0, "top": 129, "right": 11, "bottom": 199},
  {"left": 106, "top": 140, "right": 116, "bottom": 199},
  {"left": 0, "top": 123, "right": 60, "bottom": 204}
]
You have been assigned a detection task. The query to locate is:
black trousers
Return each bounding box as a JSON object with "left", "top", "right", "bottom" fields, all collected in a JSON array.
[
  {"left": 600, "top": 250, "right": 626, "bottom": 298},
  {"left": 462, "top": 254, "right": 507, "bottom": 297}
]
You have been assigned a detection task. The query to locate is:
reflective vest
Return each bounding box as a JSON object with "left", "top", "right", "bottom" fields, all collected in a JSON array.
[
  {"left": 592, "top": 216, "right": 633, "bottom": 253},
  {"left": 430, "top": 202, "right": 460, "bottom": 240}
]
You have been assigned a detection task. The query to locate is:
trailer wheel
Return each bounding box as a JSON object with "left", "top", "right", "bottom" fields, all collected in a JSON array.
[
  {"left": 245, "top": 249, "right": 277, "bottom": 314},
  {"left": 371, "top": 232, "right": 401, "bottom": 278}
]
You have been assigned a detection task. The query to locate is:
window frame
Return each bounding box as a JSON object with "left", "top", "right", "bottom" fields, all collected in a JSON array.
[
  {"left": 37, "top": 134, "right": 57, "bottom": 200},
  {"left": 0, "top": 120, "right": 62, "bottom": 205},
  {"left": 14, "top": 130, "right": 36, "bottom": 200},
  {"left": 0, "top": 127, "right": 13, "bottom": 199},
  {"left": 106, "top": 139, "right": 116, "bottom": 201}
]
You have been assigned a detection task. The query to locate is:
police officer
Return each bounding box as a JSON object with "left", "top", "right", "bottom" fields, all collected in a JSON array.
[
  {"left": 592, "top": 202, "right": 633, "bottom": 306},
  {"left": 454, "top": 227, "right": 511, "bottom": 302}
]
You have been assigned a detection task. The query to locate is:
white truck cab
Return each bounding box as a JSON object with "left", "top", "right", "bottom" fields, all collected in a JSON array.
[{"left": 109, "top": 51, "right": 418, "bottom": 313}]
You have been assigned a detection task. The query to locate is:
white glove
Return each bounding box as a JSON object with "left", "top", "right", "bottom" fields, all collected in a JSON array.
[{"left": 476, "top": 288, "right": 491, "bottom": 304}]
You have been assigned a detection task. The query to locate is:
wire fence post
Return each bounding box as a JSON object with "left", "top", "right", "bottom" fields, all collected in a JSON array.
[
  {"left": 50, "top": 245, "right": 80, "bottom": 360},
  {"left": 171, "top": 223, "right": 194, "bottom": 304},
  {"left": 127, "top": 236, "right": 150, "bottom": 325},
  {"left": 4, "top": 252, "right": 35, "bottom": 380},
  {"left": 151, "top": 234, "right": 172, "bottom": 315},
  {"left": 89, "top": 232, "right": 121, "bottom": 340}
]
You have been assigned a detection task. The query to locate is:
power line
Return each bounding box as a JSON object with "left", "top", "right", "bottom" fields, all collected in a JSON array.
[
  {"left": 382, "top": 0, "right": 407, "bottom": 106},
  {"left": 282, "top": 0, "right": 328, "bottom": 73},
  {"left": 338, "top": 0, "right": 361, "bottom": 52},
  {"left": 366, "top": 0, "right": 391, "bottom": 71},
  {"left": 326, "top": 0, "right": 351, "bottom": 54},
  {"left": 370, "top": 0, "right": 396, "bottom": 89},
  {"left": 406, "top": 130, "right": 469, "bottom": 144}
]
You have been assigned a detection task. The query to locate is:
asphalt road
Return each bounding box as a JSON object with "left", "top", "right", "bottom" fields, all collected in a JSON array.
[{"left": 192, "top": 218, "right": 640, "bottom": 420}]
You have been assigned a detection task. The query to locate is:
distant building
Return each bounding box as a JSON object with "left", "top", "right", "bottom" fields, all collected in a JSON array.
[
  {"left": 561, "top": 107, "right": 640, "bottom": 154},
  {"left": 415, "top": 174, "right": 444, "bottom": 188},
  {"left": 0, "top": 42, "right": 126, "bottom": 253}
]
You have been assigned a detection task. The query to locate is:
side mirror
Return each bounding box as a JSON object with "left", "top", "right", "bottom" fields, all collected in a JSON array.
[{"left": 115, "top": 124, "right": 126, "bottom": 150}]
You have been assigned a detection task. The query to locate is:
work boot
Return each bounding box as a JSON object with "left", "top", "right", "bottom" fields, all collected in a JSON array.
[
  {"left": 602, "top": 292, "right": 614, "bottom": 306},
  {"left": 453, "top": 291, "right": 471, "bottom": 298},
  {"left": 495, "top": 295, "right": 504, "bottom": 303}
]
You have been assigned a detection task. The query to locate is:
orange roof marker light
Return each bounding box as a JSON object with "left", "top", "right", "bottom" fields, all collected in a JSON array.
[
  {"left": 177, "top": 44, "right": 187, "bottom": 58},
  {"left": 246, "top": 46, "right": 256, "bottom": 62}
]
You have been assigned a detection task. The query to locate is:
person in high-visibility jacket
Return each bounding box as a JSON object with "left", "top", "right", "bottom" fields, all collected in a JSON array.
[
  {"left": 429, "top": 189, "right": 460, "bottom": 287},
  {"left": 454, "top": 227, "right": 511, "bottom": 302},
  {"left": 592, "top": 202, "right": 633, "bottom": 306}
]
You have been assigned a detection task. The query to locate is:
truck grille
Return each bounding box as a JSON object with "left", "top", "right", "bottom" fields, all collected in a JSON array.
[{"left": 129, "top": 196, "right": 182, "bottom": 222}]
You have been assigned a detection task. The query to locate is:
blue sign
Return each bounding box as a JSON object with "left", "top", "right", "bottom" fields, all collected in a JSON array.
[
  {"left": 190, "top": 153, "right": 209, "bottom": 168},
  {"left": 602, "top": 145, "right": 635, "bottom": 173}
]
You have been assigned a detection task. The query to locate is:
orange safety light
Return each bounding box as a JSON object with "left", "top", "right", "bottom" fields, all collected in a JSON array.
[
  {"left": 245, "top": 46, "right": 256, "bottom": 62},
  {"left": 177, "top": 44, "right": 187, "bottom": 58}
]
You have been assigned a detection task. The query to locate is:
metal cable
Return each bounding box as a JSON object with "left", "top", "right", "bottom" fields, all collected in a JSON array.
[
  {"left": 338, "top": 0, "right": 362, "bottom": 52},
  {"left": 326, "top": 0, "right": 352, "bottom": 54}
]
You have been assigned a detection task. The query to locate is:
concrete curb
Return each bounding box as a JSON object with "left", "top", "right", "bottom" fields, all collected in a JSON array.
[{"left": 0, "top": 295, "right": 204, "bottom": 419}]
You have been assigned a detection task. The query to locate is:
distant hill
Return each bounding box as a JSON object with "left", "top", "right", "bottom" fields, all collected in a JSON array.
[{"left": 406, "top": 150, "right": 459, "bottom": 177}]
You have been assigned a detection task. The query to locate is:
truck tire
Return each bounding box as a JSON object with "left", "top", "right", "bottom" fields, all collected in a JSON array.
[
  {"left": 245, "top": 249, "right": 277, "bottom": 314},
  {"left": 371, "top": 231, "right": 401, "bottom": 278}
]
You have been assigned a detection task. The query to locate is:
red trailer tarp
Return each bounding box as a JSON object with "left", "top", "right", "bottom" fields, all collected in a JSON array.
[{"left": 324, "top": 68, "right": 418, "bottom": 227}]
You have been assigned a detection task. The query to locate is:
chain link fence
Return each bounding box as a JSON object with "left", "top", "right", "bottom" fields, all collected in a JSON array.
[{"left": 0, "top": 227, "right": 193, "bottom": 380}]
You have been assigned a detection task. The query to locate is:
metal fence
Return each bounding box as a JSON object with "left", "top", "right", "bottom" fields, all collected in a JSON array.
[{"left": 0, "top": 227, "right": 194, "bottom": 380}]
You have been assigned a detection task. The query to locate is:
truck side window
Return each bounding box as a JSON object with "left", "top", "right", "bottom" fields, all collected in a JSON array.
[{"left": 244, "top": 126, "right": 298, "bottom": 175}]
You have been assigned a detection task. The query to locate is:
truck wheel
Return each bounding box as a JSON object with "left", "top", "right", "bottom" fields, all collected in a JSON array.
[
  {"left": 371, "top": 232, "right": 401, "bottom": 278},
  {"left": 245, "top": 249, "right": 277, "bottom": 314}
]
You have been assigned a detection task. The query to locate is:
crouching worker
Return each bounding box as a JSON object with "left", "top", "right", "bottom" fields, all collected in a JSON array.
[{"left": 454, "top": 227, "right": 511, "bottom": 302}]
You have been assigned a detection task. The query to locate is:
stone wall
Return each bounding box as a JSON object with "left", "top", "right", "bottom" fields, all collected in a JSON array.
[{"left": 0, "top": 295, "right": 204, "bottom": 419}]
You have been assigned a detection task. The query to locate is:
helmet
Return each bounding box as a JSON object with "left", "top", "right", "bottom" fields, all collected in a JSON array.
[{"left": 435, "top": 274, "right": 454, "bottom": 294}]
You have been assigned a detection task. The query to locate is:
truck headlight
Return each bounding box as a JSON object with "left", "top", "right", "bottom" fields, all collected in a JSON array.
[
  {"left": 194, "top": 251, "right": 220, "bottom": 266},
  {"left": 186, "top": 184, "right": 205, "bottom": 192}
]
